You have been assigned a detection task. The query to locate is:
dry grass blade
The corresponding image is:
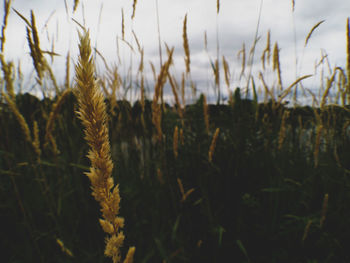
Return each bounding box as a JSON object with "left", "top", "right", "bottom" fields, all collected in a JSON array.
[
  {"left": 222, "top": 56, "right": 230, "bottom": 88},
  {"left": 74, "top": 30, "right": 134, "bottom": 263},
  {"left": 121, "top": 8, "right": 125, "bottom": 40},
  {"left": 152, "top": 48, "right": 174, "bottom": 142},
  {"left": 131, "top": 0, "right": 137, "bottom": 19},
  {"left": 71, "top": 17, "right": 85, "bottom": 31},
  {"left": 139, "top": 49, "right": 145, "bottom": 112},
  {"left": 56, "top": 238, "right": 74, "bottom": 257},
  {"left": 238, "top": 43, "right": 246, "bottom": 79},
  {"left": 123, "top": 247, "right": 136, "bottom": 263},
  {"left": 277, "top": 75, "right": 312, "bottom": 105},
  {"left": 12, "top": 8, "right": 31, "bottom": 27},
  {"left": 132, "top": 30, "right": 142, "bottom": 53},
  {"left": 213, "top": 59, "right": 220, "bottom": 87},
  {"left": 73, "top": 0, "right": 79, "bottom": 13},
  {"left": 118, "top": 36, "right": 135, "bottom": 53},
  {"left": 45, "top": 89, "right": 71, "bottom": 154},
  {"left": 259, "top": 72, "right": 275, "bottom": 103},
  {"left": 30, "top": 11, "right": 43, "bottom": 65},
  {"left": 320, "top": 69, "right": 337, "bottom": 108},
  {"left": 22, "top": 10, "right": 45, "bottom": 85},
  {"left": 149, "top": 62, "right": 157, "bottom": 82},
  {"left": 305, "top": 20, "right": 325, "bottom": 47},
  {"left": 204, "top": 31, "right": 208, "bottom": 51},
  {"left": 45, "top": 61, "right": 60, "bottom": 93},
  {"left": 168, "top": 73, "right": 183, "bottom": 119}
]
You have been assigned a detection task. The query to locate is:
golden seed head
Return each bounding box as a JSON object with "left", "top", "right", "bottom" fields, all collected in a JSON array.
[
  {"left": 183, "top": 14, "right": 191, "bottom": 74},
  {"left": 75, "top": 30, "right": 133, "bottom": 262}
]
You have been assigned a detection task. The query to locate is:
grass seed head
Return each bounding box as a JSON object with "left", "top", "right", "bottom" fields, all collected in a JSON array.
[
  {"left": 75, "top": 30, "right": 134, "bottom": 263},
  {"left": 209, "top": 128, "right": 220, "bottom": 162},
  {"left": 183, "top": 14, "right": 191, "bottom": 74}
]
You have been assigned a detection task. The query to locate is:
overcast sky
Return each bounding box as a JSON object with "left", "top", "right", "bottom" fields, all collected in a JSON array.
[{"left": 1, "top": 0, "right": 350, "bottom": 104}]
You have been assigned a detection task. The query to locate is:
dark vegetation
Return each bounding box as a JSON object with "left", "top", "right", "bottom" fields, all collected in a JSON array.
[{"left": 1, "top": 90, "right": 350, "bottom": 262}]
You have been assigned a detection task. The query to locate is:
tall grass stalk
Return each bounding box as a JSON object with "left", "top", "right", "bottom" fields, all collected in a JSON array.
[{"left": 74, "top": 30, "right": 134, "bottom": 263}]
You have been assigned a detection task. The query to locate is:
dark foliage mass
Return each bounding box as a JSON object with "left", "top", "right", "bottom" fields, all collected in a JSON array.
[{"left": 1, "top": 91, "right": 350, "bottom": 262}]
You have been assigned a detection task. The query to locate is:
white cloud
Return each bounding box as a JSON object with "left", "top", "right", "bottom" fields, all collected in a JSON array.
[{"left": 0, "top": 0, "right": 349, "bottom": 104}]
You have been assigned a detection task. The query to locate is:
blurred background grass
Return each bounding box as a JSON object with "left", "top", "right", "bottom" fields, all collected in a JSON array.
[{"left": 2, "top": 90, "right": 350, "bottom": 262}]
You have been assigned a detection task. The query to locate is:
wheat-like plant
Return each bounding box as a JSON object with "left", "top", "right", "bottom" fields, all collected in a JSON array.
[
  {"left": 168, "top": 73, "right": 183, "bottom": 119},
  {"left": 74, "top": 30, "right": 134, "bottom": 263},
  {"left": 238, "top": 43, "right": 246, "bottom": 79},
  {"left": 121, "top": 9, "right": 125, "bottom": 40},
  {"left": 0, "top": 54, "right": 15, "bottom": 99},
  {"left": 182, "top": 14, "right": 191, "bottom": 74},
  {"left": 0, "top": 0, "right": 12, "bottom": 53},
  {"left": 2, "top": 92, "right": 32, "bottom": 144},
  {"left": 152, "top": 48, "right": 174, "bottom": 142},
  {"left": 304, "top": 20, "right": 325, "bottom": 48},
  {"left": 261, "top": 30, "right": 271, "bottom": 70},
  {"left": 273, "top": 42, "right": 283, "bottom": 91}
]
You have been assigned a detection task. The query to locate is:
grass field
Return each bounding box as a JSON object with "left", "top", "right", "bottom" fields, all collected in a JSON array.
[{"left": 1, "top": 0, "right": 350, "bottom": 262}]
